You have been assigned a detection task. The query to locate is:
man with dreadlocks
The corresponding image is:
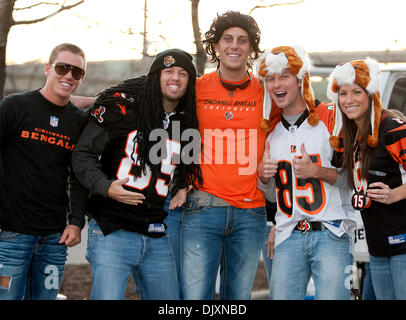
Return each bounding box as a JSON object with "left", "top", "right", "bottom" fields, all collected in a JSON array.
[{"left": 72, "top": 48, "right": 201, "bottom": 300}]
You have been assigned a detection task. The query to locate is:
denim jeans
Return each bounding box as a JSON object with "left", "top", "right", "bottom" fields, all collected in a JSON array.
[
  {"left": 86, "top": 219, "right": 178, "bottom": 300},
  {"left": 261, "top": 224, "right": 273, "bottom": 299},
  {"left": 270, "top": 226, "right": 353, "bottom": 300},
  {"left": 163, "top": 195, "right": 183, "bottom": 298},
  {"left": 362, "top": 262, "right": 376, "bottom": 300},
  {"left": 180, "top": 199, "right": 267, "bottom": 300},
  {"left": 369, "top": 253, "right": 406, "bottom": 299},
  {"left": 0, "top": 231, "right": 67, "bottom": 300}
]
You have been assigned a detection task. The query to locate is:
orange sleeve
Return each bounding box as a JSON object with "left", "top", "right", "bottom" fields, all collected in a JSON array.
[
  {"left": 385, "top": 124, "right": 406, "bottom": 170},
  {"left": 315, "top": 102, "right": 335, "bottom": 134}
]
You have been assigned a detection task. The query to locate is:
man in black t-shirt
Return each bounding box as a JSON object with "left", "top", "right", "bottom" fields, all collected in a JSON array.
[
  {"left": 72, "top": 49, "right": 201, "bottom": 300},
  {"left": 0, "top": 43, "right": 88, "bottom": 300}
]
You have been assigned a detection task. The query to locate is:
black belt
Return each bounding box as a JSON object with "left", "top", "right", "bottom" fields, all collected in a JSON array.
[{"left": 295, "top": 219, "right": 322, "bottom": 234}]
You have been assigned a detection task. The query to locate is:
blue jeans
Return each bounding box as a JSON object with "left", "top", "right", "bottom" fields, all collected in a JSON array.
[
  {"left": 180, "top": 198, "right": 267, "bottom": 300},
  {"left": 163, "top": 196, "right": 183, "bottom": 298},
  {"left": 86, "top": 219, "right": 178, "bottom": 300},
  {"left": 362, "top": 262, "right": 376, "bottom": 300},
  {"left": 261, "top": 224, "right": 273, "bottom": 299},
  {"left": 369, "top": 253, "right": 406, "bottom": 299},
  {"left": 270, "top": 227, "right": 353, "bottom": 300},
  {"left": 0, "top": 231, "right": 67, "bottom": 300}
]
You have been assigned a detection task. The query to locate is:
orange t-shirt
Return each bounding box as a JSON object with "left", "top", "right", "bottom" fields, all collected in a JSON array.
[{"left": 196, "top": 71, "right": 266, "bottom": 208}]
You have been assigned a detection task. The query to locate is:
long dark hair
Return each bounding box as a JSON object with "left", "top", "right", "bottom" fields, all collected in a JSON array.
[
  {"left": 138, "top": 72, "right": 203, "bottom": 187},
  {"left": 339, "top": 98, "right": 399, "bottom": 187},
  {"left": 340, "top": 97, "right": 373, "bottom": 187},
  {"left": 93, "top": 72, "right": 202, "bottom": 187}
]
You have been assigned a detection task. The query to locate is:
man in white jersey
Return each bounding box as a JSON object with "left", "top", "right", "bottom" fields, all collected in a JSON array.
[{"left": 256, "top": 45, "right": 356, "bottom": 300}]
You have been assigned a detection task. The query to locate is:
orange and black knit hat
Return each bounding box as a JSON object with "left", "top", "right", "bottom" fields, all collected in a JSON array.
[{"left": 327, "top": 58, "right": 382, "bottom": 148}]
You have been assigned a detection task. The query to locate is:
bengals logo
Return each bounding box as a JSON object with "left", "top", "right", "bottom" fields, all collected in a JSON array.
[
  {"left": 163, "top": 55, "right": 176, "bottom": 67},
  {"left": 91, "top": 105, "right": 106, "bottom": 123},
  {"left": 224, "top": 111, "right": 234, "bottom": 120},
  {"left": 297, "top": 219, "right": 311, "bottom": 233},
  {"left": 290, "top": 145, "right": 296, "bottom": 153}
]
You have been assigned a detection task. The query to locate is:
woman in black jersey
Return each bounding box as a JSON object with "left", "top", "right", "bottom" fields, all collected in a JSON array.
[{"left": 328, "top": 58, "right": 406, "bottom": 299}]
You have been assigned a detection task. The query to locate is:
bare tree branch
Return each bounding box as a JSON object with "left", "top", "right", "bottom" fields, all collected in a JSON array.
[
  {"left": 249, "top": 0, "right": 305, "bottom": 15},
  {"left": 13, "top": 0, "right": 84, "bottom": 26},
  {"left": 14, "top": 2, "right": 61, "bottom": 11}
]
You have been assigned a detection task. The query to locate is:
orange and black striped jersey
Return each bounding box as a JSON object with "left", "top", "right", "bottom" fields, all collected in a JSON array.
[{"left": 360, "top": 113, "right": 406, "bottom": 256}]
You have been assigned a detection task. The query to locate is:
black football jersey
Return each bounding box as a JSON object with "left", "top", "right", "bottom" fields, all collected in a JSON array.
[
  {"left": 361, "top": 114, "right": 406, "bottom": 256},
  {"left": 84, "top": 77, "right": 183, "bottom": 236},
  {"left": 333, "top": 113, "right": 406, "bottom": 256}
]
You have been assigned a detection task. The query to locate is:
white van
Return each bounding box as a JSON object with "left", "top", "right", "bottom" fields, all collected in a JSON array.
[{"left": 311, "top": 63, "right": 406, "bottom": 113}]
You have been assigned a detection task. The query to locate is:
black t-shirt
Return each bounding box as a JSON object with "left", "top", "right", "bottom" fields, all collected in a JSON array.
[{"left": 0, "top": 90, "right": 88, "bottom": 235}]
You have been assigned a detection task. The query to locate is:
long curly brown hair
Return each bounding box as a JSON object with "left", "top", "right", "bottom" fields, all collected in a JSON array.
[{"left": 203, "top": 11, "right": 262, "bottom": 69}]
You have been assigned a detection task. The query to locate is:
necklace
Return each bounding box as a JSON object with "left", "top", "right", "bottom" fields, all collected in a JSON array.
[
  {"left": 163, "top": 111, "right": 176, "bottom": 129},
  {"left": 351, "top": 131, "right": 368, "bottom": 210}
]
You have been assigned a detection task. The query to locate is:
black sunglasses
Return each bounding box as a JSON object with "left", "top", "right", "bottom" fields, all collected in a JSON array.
[
  {"left": 51, "top": 62, "right": 85, "bottom": 80},
  {"left": 217, "top": 69, "right": 251, "bottom": 91}
]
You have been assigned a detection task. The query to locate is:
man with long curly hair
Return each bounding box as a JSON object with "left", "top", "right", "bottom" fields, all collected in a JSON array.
[
  {"left": 171, "top": 11, "right": 268, "bottom": 300},
  {"left": 72, "top": 48, "right": 201, "bottom": 300}
]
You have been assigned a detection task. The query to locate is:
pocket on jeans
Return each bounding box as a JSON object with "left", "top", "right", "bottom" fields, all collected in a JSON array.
[
  {"left": 246, "top": 206, "right": 266, "bottom": 218},
  {"left": 325, "top": 228, "right": 349, "bottom": 242},
  {"left": 0, "top": 230, "right": 20, "bottom": 241},
  {"left": 88, "top": 219, "right": 103, "bottom": 236}
]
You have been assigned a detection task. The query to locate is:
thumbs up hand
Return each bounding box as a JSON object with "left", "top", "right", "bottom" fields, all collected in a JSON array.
[
  {"left": 258, "top": 141, "right": 278, "bottom": 184},
  {"left": 292, "top": 143, "right": 316, "bottom": 179}
]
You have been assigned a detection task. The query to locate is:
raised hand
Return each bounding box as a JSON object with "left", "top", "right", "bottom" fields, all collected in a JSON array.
[
  {"left": 258, "top": 141, "right": 278, "bottom": 184},
  {"left": 292, "top": 143, "right": 317, "bottom": 179}
]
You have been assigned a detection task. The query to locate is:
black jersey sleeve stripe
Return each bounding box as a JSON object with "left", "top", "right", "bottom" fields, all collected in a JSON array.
[
  {"left": 385, "top": 137, "right": 406, "bottom": 168},
  {"left": 385, "top": 124, "right": 406, "bottom": 146}
]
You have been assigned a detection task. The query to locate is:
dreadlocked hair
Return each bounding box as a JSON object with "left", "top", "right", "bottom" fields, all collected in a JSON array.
[
  {"left": 134, "top": 73, "right": 166, "bottom": 178},
  {"left": 92, "top": 75, "right": 145, "bottom": 139},
  {"left": 173, "top": 73, "right": 203, "bottom": 188},
  {"left": 92, "top": 75, "right": 159, "bottom": 178},
  {"left": 140, "top": 72, "right": 202, "bottom": 187},
  {"left": 93, "top": 72, "right": 202, "bottom": 188}
]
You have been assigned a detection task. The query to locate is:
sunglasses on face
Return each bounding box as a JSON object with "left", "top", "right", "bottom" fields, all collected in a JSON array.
[{"left": 51, "top": 62, "right": 85, "bottom": 80}]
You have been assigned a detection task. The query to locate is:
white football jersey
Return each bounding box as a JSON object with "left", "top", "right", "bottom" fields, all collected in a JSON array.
[{"left": 263, "top": 106, "right": 356, "bottom": 248}]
